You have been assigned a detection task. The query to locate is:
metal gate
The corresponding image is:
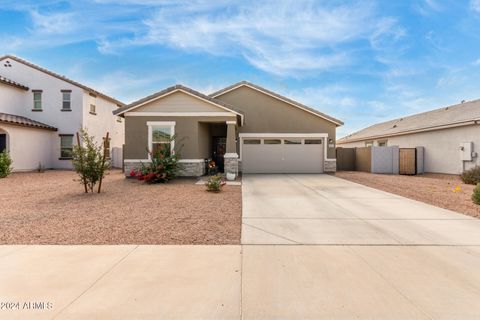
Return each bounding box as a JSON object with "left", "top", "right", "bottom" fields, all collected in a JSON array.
[{"left": 399, "top": 148, "right": 416, "bottom": 175}]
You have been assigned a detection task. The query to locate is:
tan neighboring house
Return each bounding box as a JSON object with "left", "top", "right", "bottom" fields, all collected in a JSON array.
[
  {"left": 114, "top": 81, "right": 343, "bottom": 176},
  {"left": 337, "top": 99, "right": 480, "bottom": 174}
]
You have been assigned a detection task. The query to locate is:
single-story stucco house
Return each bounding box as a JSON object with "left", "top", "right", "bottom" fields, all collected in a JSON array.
[
  {"left": 114, "top": 81, "right": 343, "bottom": 176},
  {"left": 337, "top": 99, "right": 480, "bottom": 174}
]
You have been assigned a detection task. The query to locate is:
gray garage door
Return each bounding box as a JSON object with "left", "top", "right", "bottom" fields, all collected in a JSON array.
[{"left": 242, "top": 137, "right": 324, "bottom": 173}]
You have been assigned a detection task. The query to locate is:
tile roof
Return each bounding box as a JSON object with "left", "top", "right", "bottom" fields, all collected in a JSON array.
[
  {"left": 210, "top": 80, "right": 344, "bottom": 126},
  {"left": 0, "top": 55, "right": 125, "bottom": 106},
  {"left": 337, "top": 99, "right": 480, "bottom": 144},
  {"left": 0, "top": 75, "right": 29, "bottom": 90},
  {"left": 113, "top": 84, "right": 245, "bottom": 117},
  {"left": 0, "top": 112, "right": 57, "bottom": 131}
]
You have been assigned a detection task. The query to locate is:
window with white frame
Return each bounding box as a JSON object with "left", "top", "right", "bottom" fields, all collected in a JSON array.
[
  {"left": 378, "top": 140, "right": 387, "bottom": 147},
  {"left": 148, "top": 122, "right": 175, "bottom": 157},
  {"left": 365, "top": 141, "right": 374, "bottom": 147}
]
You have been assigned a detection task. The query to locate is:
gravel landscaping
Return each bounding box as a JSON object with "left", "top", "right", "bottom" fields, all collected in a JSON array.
[
  {"left": 0, "top": 170, "right": 242, "bottom": 244},
  {"left": 335, "top": 171, "right": 480, "bottom": 218}
]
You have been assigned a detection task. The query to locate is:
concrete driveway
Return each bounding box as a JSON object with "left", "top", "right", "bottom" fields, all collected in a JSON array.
[
  {"left": 1, "top": 174, "right": 480, "bottom": 319},
  {"left": 242, "top": 174, "right": 480, "bottom": 245}
]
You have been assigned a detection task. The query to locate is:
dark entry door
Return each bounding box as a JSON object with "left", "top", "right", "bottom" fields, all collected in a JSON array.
[
  {"left": 212, "top": 137, "right": 226, "bottom": 172},
  {"left": 0, "top": 134, "right": 6, "bottom": 152}
]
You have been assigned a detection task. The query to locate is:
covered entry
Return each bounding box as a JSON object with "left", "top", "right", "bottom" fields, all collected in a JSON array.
[{"left": 240, "top": 134, "right": 325, "bottom": 173}]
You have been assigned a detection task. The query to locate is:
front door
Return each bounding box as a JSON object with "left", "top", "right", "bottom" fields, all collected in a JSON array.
[
  {"left": 212, "top": 137, "right": 226, "bottom": 172},
  {"left": 0, "top": 134, "right": 6, "bottom": 152}
]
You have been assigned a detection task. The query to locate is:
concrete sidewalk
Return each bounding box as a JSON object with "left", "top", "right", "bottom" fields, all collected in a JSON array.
[{"left": 1, "top": 245, "right": 480, "bottom": 319}]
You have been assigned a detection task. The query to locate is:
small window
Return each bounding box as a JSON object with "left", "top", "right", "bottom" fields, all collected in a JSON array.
[
  {"left": 244, "top": 139, "right": 261, "bottom": 145},
  {"left": 33, "top": 91, "right": 42, "bottom": 110},
  {"left": 60, "top": 135, "right": 73, "bottom": 159},
  {"left": 378, "top": 140, "right": 387, "bottom": 147},
  {"left": 151, "top": 125, "right": 173, "bottom": 155},
  {"left": 365, "top": 141, "right": 374, "bottom": 147},
  {"left": 62, "top": 91, "right": 71, "bottom": 110},
  {"left": 90, "top": 104, "right": 96, "bottom": 115},
  {"left": 116, "top": 116, "right": 122, "bottom": 123},
  {"left": 305, "top": 139, "right": 322, "bottom": 144},
  {"left": 284, "top": 139, "right": 302, "bottom": 144},
  {"left": 264, "top": 139, "right": 281, "bottom": 144}
]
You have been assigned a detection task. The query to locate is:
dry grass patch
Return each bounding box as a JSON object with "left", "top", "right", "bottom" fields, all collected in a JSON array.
[
  {"left": 0, "top": 170, "right": 241, "bottom": 244},
  {"left": 335, "top": 171, "right": 480, "bottom": 218}
]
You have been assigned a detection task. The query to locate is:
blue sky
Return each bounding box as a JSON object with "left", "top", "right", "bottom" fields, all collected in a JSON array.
[{"left": 1, "top": 0, "right": 480, "bottom": 138}]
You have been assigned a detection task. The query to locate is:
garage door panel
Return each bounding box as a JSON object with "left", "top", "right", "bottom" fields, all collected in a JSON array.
[{"left": 242, "top": 137, "right": 324, "bottom": 174}]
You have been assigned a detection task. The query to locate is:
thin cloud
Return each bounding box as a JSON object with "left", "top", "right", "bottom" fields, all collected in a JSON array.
[{"left": 471, "top": 0, "right": 480, "bottom": 12}]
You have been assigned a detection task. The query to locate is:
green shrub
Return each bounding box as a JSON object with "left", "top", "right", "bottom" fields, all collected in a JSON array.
[
  {"left": 461, "top": 166, "right": 480, "bottom": 185},
  {"left": 206, "top": 174, "right": 226, "bottom": 192},
  {"left": 473, "top": 183, "right": 480, "bottom": 205},
  {"left": 72, "top": 129, "right": 110, "bottom": 193},
  {"left": 132, "top": 136, "right": 182, "bottom": 184},
  {"left": 0, "top": 150, "right": 12, "bottom": 178}
]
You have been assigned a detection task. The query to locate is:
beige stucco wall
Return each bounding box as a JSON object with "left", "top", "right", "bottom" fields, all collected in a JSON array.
[
  {"left": 214, "top": 86, "right": 338, "bottom": 158},
  {"left": 338, "top": 124, "right": 480, "bottom": 174},
  {"left": 124, "top": 116, "right": 235, "bottom": 160}
]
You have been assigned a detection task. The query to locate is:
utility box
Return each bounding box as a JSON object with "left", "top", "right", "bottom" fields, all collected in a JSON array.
[{"left": 460, "top": 142, "right": 473, "bottom": 161}]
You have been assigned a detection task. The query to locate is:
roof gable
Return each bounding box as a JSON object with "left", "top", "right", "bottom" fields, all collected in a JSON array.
[
  {"left": 210, "top": 81, "right": 343, "bottom": 126},
  {"left": 0, "top": 55, "right": 125, "bottom": 106},
  {"left": 114, "top": 84, "right": 244, "bottom": 121}
]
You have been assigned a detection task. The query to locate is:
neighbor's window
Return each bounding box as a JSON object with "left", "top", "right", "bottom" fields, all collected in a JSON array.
[
  {"left": 378, "top": 140, "right": 387, "bottom": 147},
  {"left": 33, "top": 91, "right": 42, "bottom": 110},
  {"left": 305, "top": 139, "right": 322, "bottom": 144},
  {"left": 60, "top": 135, "right": 73, "bottom": 159},
  {"left": 62, "top": 91, "right": 71, "bottom": 110},
  {"left": 243, "top": 139, "right": 261, "bottom": 144},
  {"left": 264, "top": 139, "right": 281, "bottom": 144},
  {"left": 116, "top": 116, "right": 122, "bottom": 123},
  {"left": 284, "top": 139, "right": 302, "bottom": 144},
  {"left": 89, "top": 104, "right": 96, "bottom": 115},
  {"left": 365, "top": 141, "right": 374, "bottom": 147},
  {"left": 151, "top": 124, "right": 173, "bottom": 155}
]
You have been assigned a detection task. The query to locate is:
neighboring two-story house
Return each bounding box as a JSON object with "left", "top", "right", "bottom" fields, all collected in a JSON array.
[{"left": 0, "top": 55, "right": 125, "bottom": 171}]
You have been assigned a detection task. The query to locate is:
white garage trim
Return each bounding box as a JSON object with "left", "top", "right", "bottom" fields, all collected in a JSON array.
[{"left": 238, "top": 133, "right": 328, "bottom": 161}]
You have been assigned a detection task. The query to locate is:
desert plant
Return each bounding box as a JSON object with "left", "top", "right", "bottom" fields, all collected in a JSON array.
[
  {"left": 473, "top": 183, "right": 480, "bottom": 205},
  {"left": 461, "top": 166, "right": 480, "bottom": 185},
  {"left": 0, "top": 150, "right": 12, "bottom": 178},
  {"left": 133, "top": 136, "right": 182, "bottom": 184},
  {"left": 205, "top": 174, "right": 226, "bottom": 192},
  {"left": 71, "top": 129, "right": 110, "bottom": 193}
]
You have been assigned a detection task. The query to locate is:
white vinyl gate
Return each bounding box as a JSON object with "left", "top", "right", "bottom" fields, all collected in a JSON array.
[{"left": 241, "top": 136, "right": 324, "bottom": 173}]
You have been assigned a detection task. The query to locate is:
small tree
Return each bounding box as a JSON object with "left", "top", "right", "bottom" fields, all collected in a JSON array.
[
  {"left": 0, "top": 150, "right": 12, "bottom": 178},
  {"left": 72, "top": 129, "right": 110, "bottom": 193},
  {"left": 473, "top": 183, "right": 480, "bottom": 205}
]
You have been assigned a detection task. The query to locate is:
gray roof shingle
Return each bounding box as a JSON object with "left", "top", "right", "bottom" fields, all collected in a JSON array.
[
  {"left": 337, "top": 99, "right": 480, "bottom": 144},
  {"left": 0, "top": 112, "right": 57, "bottom": 131}
]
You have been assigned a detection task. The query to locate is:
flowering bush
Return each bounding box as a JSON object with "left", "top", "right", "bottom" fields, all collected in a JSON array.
[
  {"left": 0, "top": 150, "right": 12, "bottom": 178},
  {"left": 131, "top": 137, "right": 182, "bottom": 184},
  {"left": 206, "top": 174, "right": 226, "bottom": 192}
]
